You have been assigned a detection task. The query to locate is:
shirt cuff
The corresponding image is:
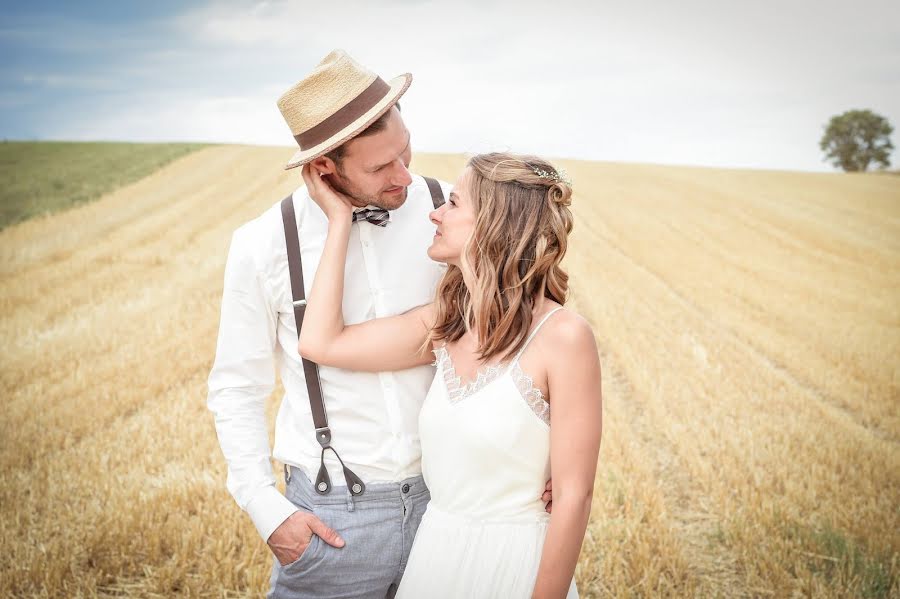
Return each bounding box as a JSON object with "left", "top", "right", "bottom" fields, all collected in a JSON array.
[{"left": 246, "top": 485, "right": 300, "bottom": 543}]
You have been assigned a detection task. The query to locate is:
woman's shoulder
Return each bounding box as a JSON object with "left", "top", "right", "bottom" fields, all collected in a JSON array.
[{"left": 537, "top": 303, "right": 597, "bottom": 358}]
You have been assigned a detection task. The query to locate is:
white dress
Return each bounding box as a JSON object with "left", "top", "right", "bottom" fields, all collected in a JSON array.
[{"left": 397, "top": 307, "right": 578, "bottom": 598}]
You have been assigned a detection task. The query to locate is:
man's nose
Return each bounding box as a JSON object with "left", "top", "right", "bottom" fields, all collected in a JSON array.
[{"left": 392, "top": 161, "right": 413, "bottom": 187}]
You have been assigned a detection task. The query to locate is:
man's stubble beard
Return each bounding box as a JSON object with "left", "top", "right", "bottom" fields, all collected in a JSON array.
[{"left": 328, "top": 171, "right": 408, "bottom": 211}]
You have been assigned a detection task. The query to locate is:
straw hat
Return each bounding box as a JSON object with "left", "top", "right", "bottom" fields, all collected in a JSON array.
[{"left": 277, "top": 50, "right": 412, "bottom": 170}]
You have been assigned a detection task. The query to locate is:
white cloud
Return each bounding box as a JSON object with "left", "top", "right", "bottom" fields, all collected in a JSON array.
[
  {"left": 54, "top": 87, "right": 290, "bottom": 145},
  {"left": 28, "top": 0, "right": 900, "bottom": 170}
]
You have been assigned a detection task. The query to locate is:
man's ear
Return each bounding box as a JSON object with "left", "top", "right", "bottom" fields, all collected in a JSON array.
[{"left": 310, "top": 155, "right": 338, "bottom": 175}]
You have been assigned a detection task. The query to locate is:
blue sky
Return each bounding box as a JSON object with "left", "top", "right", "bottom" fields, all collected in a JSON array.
[{"left": 1, "top": 0, "right": 899, "bottom": 172}]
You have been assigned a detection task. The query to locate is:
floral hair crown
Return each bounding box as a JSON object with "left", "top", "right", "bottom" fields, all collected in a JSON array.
[{"left": 531, "top": 165, "right": 572, "bottom": 187}]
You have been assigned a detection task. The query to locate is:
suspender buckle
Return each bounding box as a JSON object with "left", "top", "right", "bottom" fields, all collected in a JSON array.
[
  {"left": 315, "top": 457, "right": 332, "bottom": 494},
  {"left": 315, "top": 426, "right": 332, "bottom": 448},
  {"left": 315, "top": 446, "right": 366, "bottom": 496}
]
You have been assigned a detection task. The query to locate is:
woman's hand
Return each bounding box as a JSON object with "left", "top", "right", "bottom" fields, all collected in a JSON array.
[{"left": 301, "top": 163, "right": 355, "bottom": 222}]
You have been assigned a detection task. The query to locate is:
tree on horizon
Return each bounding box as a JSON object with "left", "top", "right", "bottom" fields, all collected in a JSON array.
[{"left": 820, "top": 109, "right": 894, "bottom": 172}]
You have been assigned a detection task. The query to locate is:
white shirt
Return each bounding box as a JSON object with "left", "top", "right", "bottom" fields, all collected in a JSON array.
[{"left": 207, "top": 174, "right": 449, "bottom": 542}]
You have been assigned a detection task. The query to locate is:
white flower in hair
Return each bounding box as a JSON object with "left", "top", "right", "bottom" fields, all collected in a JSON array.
[{"left": 531, "top": 165, "right": 572, "bottom": 187}]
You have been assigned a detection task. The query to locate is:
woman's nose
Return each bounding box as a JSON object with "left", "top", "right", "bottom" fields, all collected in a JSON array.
[{"left": 429, "top": 205, "right": 443, "bottom": 225}]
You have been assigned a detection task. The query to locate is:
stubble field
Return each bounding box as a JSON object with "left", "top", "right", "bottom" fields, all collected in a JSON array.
[{"left": 1, "top": 145, "right": 898, "bottom": 597}]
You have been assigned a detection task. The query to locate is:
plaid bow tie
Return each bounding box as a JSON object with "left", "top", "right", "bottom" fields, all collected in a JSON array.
[{"left": 351, "top": 207, "right": 391, "bottom": 227}]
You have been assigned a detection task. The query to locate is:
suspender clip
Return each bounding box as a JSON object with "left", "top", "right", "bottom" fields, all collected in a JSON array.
[
  {"left": 315, "top": 426, "right": 332, "bottom": 448},
  {"left": 314, "top": 446, "right": 366, "bottom": 496}
]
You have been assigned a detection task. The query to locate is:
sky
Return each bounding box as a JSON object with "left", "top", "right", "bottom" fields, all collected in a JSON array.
[{"left": 1, "top": 0, "right": 898, "bottom": 172}]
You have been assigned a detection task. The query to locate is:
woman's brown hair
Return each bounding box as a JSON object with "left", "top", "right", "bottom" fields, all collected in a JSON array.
[{"left": 428, "top": 152, "right": 574, "bottom": 362}]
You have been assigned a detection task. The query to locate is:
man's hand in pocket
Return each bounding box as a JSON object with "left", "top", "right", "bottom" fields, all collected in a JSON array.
[{"left": 267, "top": 510, "right": 346, "bottom": 566}]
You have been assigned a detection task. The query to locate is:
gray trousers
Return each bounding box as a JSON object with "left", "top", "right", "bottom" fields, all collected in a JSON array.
[{"left": 267, "top": 465, "right": 430, "bottom": 599}]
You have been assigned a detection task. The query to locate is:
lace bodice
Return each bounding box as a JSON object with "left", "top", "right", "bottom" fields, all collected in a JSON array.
[
  {"left": 429, "top": 307, "right": 563, "bottom": 426},
  {"left": 432, "top": 347, "right": 551, "bottom": 425}
]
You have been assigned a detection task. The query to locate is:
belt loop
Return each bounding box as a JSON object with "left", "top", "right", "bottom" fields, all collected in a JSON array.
[
  {"left": 346, "top": 489, "right": 355, "bottom": 512},
  {"left": 284, "top": 463, "right": 292, "bottom": 484}
]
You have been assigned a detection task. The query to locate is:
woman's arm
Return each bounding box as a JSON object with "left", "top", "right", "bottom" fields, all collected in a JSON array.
[
  {"left": 296, "top": 164, "right": 435, "bottom": 372},
  {"left": 532, "top": 313, "right": 603, "bottom": 599}
]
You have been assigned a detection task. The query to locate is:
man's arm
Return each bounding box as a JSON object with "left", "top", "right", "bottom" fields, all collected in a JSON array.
[
  {"left": 207, "top": 227, "right": 299, "bottom": 543},
  {"left": 208, "top": 227, "right": 345, "bottom": 564}
]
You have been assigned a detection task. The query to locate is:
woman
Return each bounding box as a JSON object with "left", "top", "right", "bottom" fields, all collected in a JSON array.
[{"left": 298, "top": 152, "right": 602, "bottom": 598}]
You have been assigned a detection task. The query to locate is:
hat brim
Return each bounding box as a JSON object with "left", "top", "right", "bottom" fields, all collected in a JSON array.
[{"left": 284, "top": 73, "right": 412, "bottom": 170}]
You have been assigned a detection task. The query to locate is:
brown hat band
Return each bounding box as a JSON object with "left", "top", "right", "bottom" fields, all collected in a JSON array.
[{"left": 294, "top": 77, "right": 391, "bottom": 150}]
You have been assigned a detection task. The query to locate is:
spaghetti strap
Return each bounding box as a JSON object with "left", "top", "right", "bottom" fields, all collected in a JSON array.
[{"left": 513, "top": 306, "right": 564, "bottom": 363}]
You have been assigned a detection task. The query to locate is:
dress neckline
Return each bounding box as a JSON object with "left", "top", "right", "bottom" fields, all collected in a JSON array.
[
  {"left": 434, "top": 346, "right": 518, "bottom": 401},
  {"left": 432, "top": 348, "right": 551, "bottom": 425},
  {"left": 430, "top": 307, "right": 564, "bottom": 425}
]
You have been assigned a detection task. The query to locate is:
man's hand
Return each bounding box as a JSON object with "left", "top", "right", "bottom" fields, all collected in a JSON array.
[
  {"left": 267, "top": 510, "right": 345, "bottom": 566},
  {"left": 542, "top": 479, "right": 553, "bottom": 513}
]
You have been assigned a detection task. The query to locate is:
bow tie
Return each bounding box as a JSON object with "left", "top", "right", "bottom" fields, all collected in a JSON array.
[{"left": 351, "top": 207, "right": 391, "bottom": 227}]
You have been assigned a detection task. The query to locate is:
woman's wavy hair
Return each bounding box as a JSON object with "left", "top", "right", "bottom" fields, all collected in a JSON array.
[{"left": 428, "top": 152, "right": 574, "bottom": 362}]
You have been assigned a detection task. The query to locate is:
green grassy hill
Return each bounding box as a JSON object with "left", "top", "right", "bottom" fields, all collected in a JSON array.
[{"left": 0, "top": 141, "right": 207, "bottom": 230}]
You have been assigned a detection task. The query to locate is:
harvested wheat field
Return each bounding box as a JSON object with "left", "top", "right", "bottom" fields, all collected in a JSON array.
[{"left": 1, "top": 144, "right": 898, "bottom": 597}]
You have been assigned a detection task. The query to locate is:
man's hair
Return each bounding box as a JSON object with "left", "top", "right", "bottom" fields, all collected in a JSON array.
[{"left": 325, "top": 102, "right": 401, "bottom": 168}]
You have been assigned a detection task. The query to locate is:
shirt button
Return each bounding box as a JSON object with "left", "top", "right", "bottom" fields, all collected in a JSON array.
[{"left": 402, "top": 483, "right": 410, "bottom": 493}]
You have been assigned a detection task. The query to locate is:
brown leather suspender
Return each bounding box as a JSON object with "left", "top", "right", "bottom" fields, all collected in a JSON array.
[
  {"left": 424, "top": 177, "right": 445, "bottom": 208},
  {"left": 280, "top": 177, "right": 445, "bottom": 496},
  {"left": 424, "top": 176, "right": 446, "bottom": 209}
]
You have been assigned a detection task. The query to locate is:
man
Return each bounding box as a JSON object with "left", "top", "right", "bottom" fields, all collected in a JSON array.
[
  {"left": 208, "top": 50, "right": 552, "bottom": 598},
  {"left": 207, "top": 49, "right": 448, "bottom": 598}
]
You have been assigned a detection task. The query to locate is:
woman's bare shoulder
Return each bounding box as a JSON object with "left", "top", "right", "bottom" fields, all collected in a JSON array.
[
  {"left": 540, "top": 307, "right": 602, "bottom": 406},
  {"left": 540, "top": 305, "right": 598, "bottom": 360}
]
